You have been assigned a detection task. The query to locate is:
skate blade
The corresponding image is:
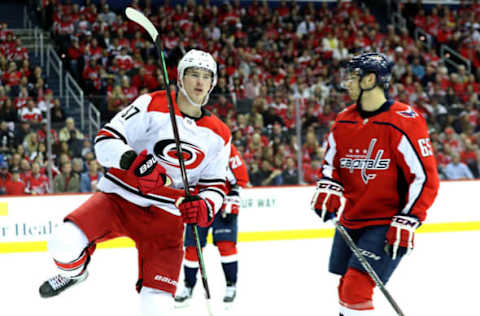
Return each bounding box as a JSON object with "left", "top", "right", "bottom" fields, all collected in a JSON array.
[
  {"left": 174, "top": 301, "right": 191, "bottom": 309},
  {"left": 223, "top": 301, "right": 235, "bottom": 311}
]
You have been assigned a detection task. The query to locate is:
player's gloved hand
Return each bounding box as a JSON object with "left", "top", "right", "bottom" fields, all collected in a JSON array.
[
  {"left": 122, "top": 149, "right": 170, "bottom": 194},
  {"left": 311, "top": 178, "right": 345, "bottom": 222},
  {"left": 177, "top": 195, "right": 213, "bottom": 227},
  {"left": 385, "top": 215, "right": 420, "bottom": 260},
  {"left": 221, "top": 191, "right": 240, "bottom": 223}
]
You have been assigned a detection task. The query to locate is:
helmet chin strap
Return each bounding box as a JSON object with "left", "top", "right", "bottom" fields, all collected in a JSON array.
[{"left": 356, "top": 75, "right": 377, "bottom": 105}]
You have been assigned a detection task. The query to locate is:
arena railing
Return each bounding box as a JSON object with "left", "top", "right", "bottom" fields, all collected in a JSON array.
[
  {"left": 294, "top": 96, "right": 305, "bottom": 184},
  {"left": 414, "top": 27, "right": 433, "bottom": 50},
  {"left": 46, "top": 45, "right": 63, "bottom": 97},
  {"left": 391, "top": 12, "right": 406, "bottom": 31},
  {"left": 440, "top": 44, "right": 471, "bottom": 74},
  {"left": 65, "top": 72, "right": 85, "bottom": 130},
  {"left": 88, "top": 101, "right": 101, "bottom": 140}
]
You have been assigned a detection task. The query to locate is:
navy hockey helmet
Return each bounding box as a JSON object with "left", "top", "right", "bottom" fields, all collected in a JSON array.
[{"left": 347, "top": 52, "right": 394, "bottom": 90}]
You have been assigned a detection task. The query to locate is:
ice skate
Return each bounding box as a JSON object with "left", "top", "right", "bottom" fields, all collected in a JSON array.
[
  {"left": 39, "top": 271, "right": 89, "bottom": 298},
  {"left": 223, "top": 283, "right": 236, "bottom": 303},
  {"left": 174, "top": 286, "right": 193, "bottom": 307}
]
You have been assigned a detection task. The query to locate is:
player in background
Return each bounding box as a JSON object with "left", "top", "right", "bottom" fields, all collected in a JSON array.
[
  {"left": 175, "top": 143, "right": 249, "bottom": 304},
  {"left": 311, "top": 52, "right": 439, "bottom": 316},
  {"left": 39, "top": 49, "right": 231, "bottom": 316}
]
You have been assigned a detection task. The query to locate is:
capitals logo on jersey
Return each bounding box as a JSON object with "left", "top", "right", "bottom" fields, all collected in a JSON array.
[
  {"left": 396, "top": 106, "right": 418, "bottom": 118},
  {"left": 339, "top": 138, "right": 391, "bottom": 184},
  {"left": 154, "top": 139, "right": 205, "bottom": 169}
]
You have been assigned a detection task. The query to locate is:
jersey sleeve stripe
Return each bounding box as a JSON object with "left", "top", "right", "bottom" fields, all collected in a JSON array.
[
  {"left": 104, "top": 173, "right": 176, "bottom": 204},
  {"left": 198, "top": 178, "right": 226, "bottom": 185},
  {"left": 397, "top": 135, "right": 427, "bottom": 215},
  {"left": 94, "top": 135, "right": 115, "bottom": 144},
  {"left": 102, "top": 125, "right": 127, "bottom": 144},
  {"left": 199, "top": 187, "right": 226, "bottom": 199},
  {"left": 374, "top": 122, "right": 427, "bottom": 215}
]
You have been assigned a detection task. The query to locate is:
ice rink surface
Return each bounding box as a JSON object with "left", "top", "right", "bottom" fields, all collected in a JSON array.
[{"left": 1, "top": 230, "right": 479, "bottom": 316}]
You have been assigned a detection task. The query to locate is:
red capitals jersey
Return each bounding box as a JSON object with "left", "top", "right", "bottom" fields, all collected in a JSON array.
[
  {"left": 226, "top": 144, "right": 249, "bottom": 190},
  {"left": 225, "top": 144, "right": 249, "bottom": 215},
  {"left": 321, "top": 100, "right": 439, "bottom": 229}
]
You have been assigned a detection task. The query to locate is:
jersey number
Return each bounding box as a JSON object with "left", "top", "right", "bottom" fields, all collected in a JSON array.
[
  {"left": 121, "top": 105, "right": 140, "bottom": 120},
  {"left": 230, "top": 155, "right": 242, "bottom": 169},
  {"left": 418, "top": 138, "right": 433, "bottom": 157}
]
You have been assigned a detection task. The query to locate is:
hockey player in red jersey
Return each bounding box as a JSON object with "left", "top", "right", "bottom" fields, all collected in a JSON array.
[
  {"left": 311, "top": 52, "right": 439, "bottom": 315},
  {"left": 175, "top": 143, "right": 249, "bottom": 305},
  {"left": 39, "top": 49, "right": 231, "bottom": 316}
]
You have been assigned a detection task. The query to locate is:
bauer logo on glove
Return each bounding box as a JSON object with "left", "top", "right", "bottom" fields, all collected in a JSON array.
[{"left": 135, "top": 156, "right": 157, "bottom": 176}]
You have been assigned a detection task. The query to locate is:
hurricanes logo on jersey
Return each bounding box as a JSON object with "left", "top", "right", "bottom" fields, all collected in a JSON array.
[
  {"left": 339, "top": 138, "right": 391, "bottom": 184},
  {"left": 154, "top": 139, "right": 205, "bottom": 169}
]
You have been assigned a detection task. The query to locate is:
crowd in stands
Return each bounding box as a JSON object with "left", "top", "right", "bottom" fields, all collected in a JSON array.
[{"left": 1, "top": 0, "right": 480, "bottom": 196}]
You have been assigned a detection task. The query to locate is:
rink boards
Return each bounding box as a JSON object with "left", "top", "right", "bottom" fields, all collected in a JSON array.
[{"left": 0, "top": 180, "right": 479, "bottom": 253}]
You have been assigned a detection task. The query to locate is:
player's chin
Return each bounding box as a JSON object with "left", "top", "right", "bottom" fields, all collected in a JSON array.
[{"left": 348, "top": 91, "right": 359, "bottom": 100}]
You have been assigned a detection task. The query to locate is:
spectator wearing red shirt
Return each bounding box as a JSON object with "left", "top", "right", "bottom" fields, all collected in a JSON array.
[
  {"left": 2, "top": 61, "right": 22, "bottom": 87},
  {"left": 317, "top": 104, "right": 337, "bottom": 128},
  {"left": 131, "top": 67, "right": 156, "bottom": 91},
  {"left": 303, "top": 158, "right": 322, "bottom": 184},
  {"left": 19, "top": 99, "right": 43, "bottom": 123},
  {"left": 114, "top": 47, "right": 133, "bottom": 71},
  {"left": 121, "top": 76, "right": 138, "bottom": 103},
  {"left": 5, "top": 169, "right": 26, "bottom": 195},
  {"left": 26, "top": 162, "right": 49, "bottom": 194},
  {"left": 82, "top": 58, "right": 101, "bottom": 94}
]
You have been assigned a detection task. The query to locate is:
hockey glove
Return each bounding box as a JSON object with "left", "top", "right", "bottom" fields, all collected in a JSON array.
[
  {"left": 177, "top": 195, "right": 213, "bottom": 227},
  {"left": 123, "top": 149, "right": 170, "bottom": 194},
  {"left": 385, "top": 215, "right": 420, "bottom": 260},
  {"left": 311, "top": 178, "right": 346, "bottom": 222},
  {"left": 221, "top": 190, "right": 240, "bottom": 223}
]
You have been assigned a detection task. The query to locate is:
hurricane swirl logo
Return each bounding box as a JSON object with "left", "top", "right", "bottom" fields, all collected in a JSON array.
[{"left": 154, "top": 139, "right": 205, "bottom": 169}]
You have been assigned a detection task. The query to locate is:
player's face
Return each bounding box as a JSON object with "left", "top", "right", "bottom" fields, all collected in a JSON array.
[
  {"left": 183, "top": 67, "right": 213, "bottom": 105},
  {"left": 345, "top": 73, "right": 361, "bottom": 100}
]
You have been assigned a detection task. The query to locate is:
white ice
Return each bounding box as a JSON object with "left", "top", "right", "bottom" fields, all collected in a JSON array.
[{"left": 1, "top": 231, "right": 479, "bottom": 316}]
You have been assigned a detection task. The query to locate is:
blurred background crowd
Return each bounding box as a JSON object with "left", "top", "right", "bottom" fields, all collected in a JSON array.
[{"left": 1, "top": 0, "right": 479, "bottom": 196}]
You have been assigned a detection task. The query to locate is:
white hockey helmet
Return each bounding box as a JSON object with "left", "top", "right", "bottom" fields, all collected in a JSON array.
[{"left": 177, "top": 49, "right": 217, "bottom": 107}]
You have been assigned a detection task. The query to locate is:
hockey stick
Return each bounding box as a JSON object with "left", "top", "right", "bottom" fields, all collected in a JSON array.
[
  {"left": 333, "top": 220, "right": 405, "bottom": 316},
  {"left": 125, "top": 7, "right": 214, "bottom": 315}
]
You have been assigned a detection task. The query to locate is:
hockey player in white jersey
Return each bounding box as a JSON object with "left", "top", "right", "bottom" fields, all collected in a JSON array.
[{"left": 39, "top": 49, "right": 231, "bottom": 316}]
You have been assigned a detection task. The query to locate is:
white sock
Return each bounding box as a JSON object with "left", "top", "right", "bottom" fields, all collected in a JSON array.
[
  {"left": 48, "top": 221, "right": 89, "bottom": 277},
  {"left": 140, "top": 286, "right": 174, "bottom": 316},
  {"left": 339, "top": 305, "right": 375, "bottom": 315}
]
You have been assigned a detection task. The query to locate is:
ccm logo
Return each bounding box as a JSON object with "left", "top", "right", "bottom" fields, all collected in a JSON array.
[{"left": 319, "top": 183, "right": 343, "bottom": 192}]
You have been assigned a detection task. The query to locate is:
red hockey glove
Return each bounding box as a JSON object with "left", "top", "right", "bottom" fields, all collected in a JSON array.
[
  {"left": 221, "top": 191, "right": 240, "bottom": 223},
  {"left": 124, "top": 150, "right": 169, "bottom": 194},
  {"left": 177, "top": 195, "right": 213, "bottom": 227},
  {"left": 385, "top": 215, "right": 420, "bottom": 260},
  {"left": 311, "top": 178, "right": 346, "bottom": 222}
]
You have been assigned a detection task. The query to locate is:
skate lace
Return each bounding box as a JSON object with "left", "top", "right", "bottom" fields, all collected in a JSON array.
[
  {"left": 47, "top": 275, "right": 71, "bottom": 290},
  {"left": 225, "top": 285, "right": 236, "bottom": 298},
  {"left": 181, "top": 287, "right": 193, "bottom": 297}
]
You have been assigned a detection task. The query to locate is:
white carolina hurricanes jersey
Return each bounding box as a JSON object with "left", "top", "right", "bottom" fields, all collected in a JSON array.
[{"left": 94, "top": 91, "right": 231, "bottom": 216}]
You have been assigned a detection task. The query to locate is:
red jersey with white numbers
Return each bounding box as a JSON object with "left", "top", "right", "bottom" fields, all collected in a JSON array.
[
  {"left": 227, "top": 144, "right": 249, "bottom": 189},
  {"left": 321, "top": 100, "right": 439, "bottom": 229},
  {"left": 94, "top": 91, "right": 231, "bottom": 217},
  {"left": 225, "top": 144, "right": 249, "bottom": 215}
]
